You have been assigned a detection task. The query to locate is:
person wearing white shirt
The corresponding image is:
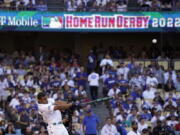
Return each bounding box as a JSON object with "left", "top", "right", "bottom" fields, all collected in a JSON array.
[
  {"left": 101, "top": 117, "right": 119, "bottom": 135},
  {"left": 143, "top": 86, "right": 155, "bottom": 99},
  {"left": 164, "top": 70, "right": 177, "bottom": 84},
  {"left": 100, "top": 57, "right": 113, "bottom": 67},
  {"left": 9, "top": 95, "right": 20, "bottom": 109},
  {"left": 151, "top": 111, "right": 165, "bottom": 124},
  {"left": 88, "top": 70, "right": 99, "bottom": 100},
  {"left": 20, "top": 0, "right": 35, "bottom": 6},
  {"left": 37, "top": 92, "right": 72, "bottom": 135},
  {"left": 129, "top": 74, "right": 142, "bottom": 89},
  {"left": 27, "top": 77, "right": 34, "bottom": 88},
  {"left": 151, "top": 101, "right": 162, "bottom": 111},
  {"left": 146, "top": 73, "right": 158, "bottom": 87},
  {"left": 100, "top": 54, "right": 113, "bottom": 74},
  {"left": 167, "top": 115, "right": 178, "bottom": 127},
  {"left": 108, "top": 85, "right": 120, "bottom": 97},
  {"left": 127, "top": 121, "right": 141, "bottom": 135},
  {"left": 117, "top": 2, "right": 127, "bottom": 12},
  {"left": 0, "top": 77, "right": 9, "bottom": 100},
  {"left": 22, "top": 92, "right": 31, "bottom": 104},
  {"left": 117, "top": 62, "right": 129, "bottom": 80},
  {"left": 138, "top": 118, "right": 148, "bottom": 133},
  {"left": 74, "top": 85, "right": 87, "bottom": 97},
  {"left": 0, "top": 65, "right": 4, "bottom": 75},
  {"left": 100, "top": 71, "right": 109, "bottom": 83}
]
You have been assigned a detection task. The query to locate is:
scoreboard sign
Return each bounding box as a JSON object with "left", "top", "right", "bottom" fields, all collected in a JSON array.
[{"left": 0, "top": 11, "right": 180, "bottom": 32}]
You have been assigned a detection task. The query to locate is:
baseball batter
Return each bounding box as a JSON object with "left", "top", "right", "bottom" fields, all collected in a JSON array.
[{"left": 37, "top": 92, "right": 72, "bottom": 135}]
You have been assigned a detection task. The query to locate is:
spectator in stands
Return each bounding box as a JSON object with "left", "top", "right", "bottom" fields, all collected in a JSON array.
[
  {"left": 83, "top": 109, "right": 100, "bottom": 135},
  {"left": 87, "top": 50, "right": 97, "bottom": 74},
  {"left": 138, "top": 0, "right": 152, "bottom": 11},
  {"left": 39, "top": 126, "right": 48, "bottom": 135},
  {"left": 36, "top": 0, "right": 47, "bottom": 11},
  {"left": 5, "top": 122, "right": 16, "bottom": 134},
  {"left": 100, "top": 54, "right": 113, "bottom": 74},
  {"left": 108, "top": 83, "right": 121, "bottom": 97},
  {"left": 175, "top": 117, "right": 180, "bottom": 131},
  {"left": 127, "top": 121, "right": 141, "bottom": 135},
  {"left": 155, "top": 65, "right": 164, "bottom": 88},
  {"left": 164, "top": 75, "right": 175, "bottom": 92},
  {"left": 101, "top": 117, "right": 119, "bottom": 135},
  {"left": 138, "top": 118, "right": 148, "bottom": 133},
  {"left": 17, "top": 0, "right": 26, "bottom": 10},
  {"left": 143, "top": 86, "right": 155, "bottom": 100},
  {"left": 116, "top": 1, "right": 127, "bottom": 11},
  {"left": 16, "top": 110, "right": 30, "bottom": 134},
  {"left": 3, "top": 0, "right": 12, "bottom": 8},
  {"left": 27, "top": 0, "right": 36, "bottom": 10},
  {"left": 76, "top": 66, "right": 87, "bottom": 88},
  {"left": 0, "top": 129, "right": 3, "bottom": 135},
  {"left": 175, "top": 76, "right": 180, "bottom": 91},
  {"left": 161, "top": 0, "right": 172, "bottom": 11},
  {"left": 175, "top": 0, "right": 180, "bottom": 9},
  {"left": 88, "top": 70, "right": 99, "bottom": 101},
  {"left": 141, "top": 128, "right": 150, "bottom": 135},
  {"left": 25, "top": 126, "right": 33, "bottom": 135},
  {"left": 117, "top": 62, "right": 129, "bottom": 80},
  {"left": 146, "top": 73, "right": 158, "bottom": 87},
  {"left": 151, "top": 0, "right": 161, "bottom": 11}
]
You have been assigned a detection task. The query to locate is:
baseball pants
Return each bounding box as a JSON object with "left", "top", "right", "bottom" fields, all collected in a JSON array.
[{"left": 47, "top": 124, "right": 69, "bottom": 135}]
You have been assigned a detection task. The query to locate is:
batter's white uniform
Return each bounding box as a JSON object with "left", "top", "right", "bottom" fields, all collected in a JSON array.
[{"left": 38, "top": 98, "right": 69, "bottom": 135}]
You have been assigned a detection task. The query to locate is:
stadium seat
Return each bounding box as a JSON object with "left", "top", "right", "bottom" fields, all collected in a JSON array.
[
  {"left": 157, "top": 60, "right": 169, "bottom": 70},
  {"left": 124, "top": 61, "right": 130, "bottom": 66},
  {"left": 135, "top": 61, "right": 144, "bottom": 66},
  {"left": 126, "top": 127, "right": 132, "bottom": 132},
  {"left": 144, "top": 99, "right": 153, "bottom": 104},
  {"left": 174, "top": 61, "right": 180, "bottom": 70},
  {"left": 145, "top": 61, "right": 151, "bottom": 67},
  {"left": 176, "top": 91, "right": 180, "bottom": 96},
  {"left": 113, "top": 61, "right": 119, "bottom": 69},
  {"left": 146, "top": 121, "right": 152, "bottom": 127}
]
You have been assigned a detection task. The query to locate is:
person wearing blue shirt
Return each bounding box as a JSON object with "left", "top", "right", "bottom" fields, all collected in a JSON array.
[
  {"left": 140, "top": 108, "right": 152, "bottom": 121},
  {"left": 130, "top": 86, "right": 142, "bottom": 100},
  {"left": 87, "top": 50, "right": 97, "bottom": 74},
  {"left": 104, "top": 74, "right": 116, "bottom": 89},
  {"left": 118, "top": 74, "right": 129, "bottom": 94},
  {"left": 50, "top": 76, "right": 61, "bottom": 88},
  {"left": 83, "top": 109, "right": 100, "bottom": 135},
  {"left": 40, "top": 78, "right": 50, "bottom": 91},
  {"left": 76, "top": 67, "right": 87, "bottom": 88},
  {"left": 117, "top": 121, "right": 127, "bottom": 135}
]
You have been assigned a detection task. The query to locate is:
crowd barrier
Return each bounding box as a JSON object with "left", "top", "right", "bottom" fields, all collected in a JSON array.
[{"left": 113, "top": 59, "right": 180, "bottom": 70}]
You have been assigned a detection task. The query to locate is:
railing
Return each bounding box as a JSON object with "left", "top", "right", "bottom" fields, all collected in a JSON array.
[{"left": 113, "top": 59, "right": 180, "bottom": 70}]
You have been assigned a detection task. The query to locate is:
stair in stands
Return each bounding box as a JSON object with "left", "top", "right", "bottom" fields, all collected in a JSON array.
[
  {"left": 128, "top": 0, "right": 138, "bottom": 11},
  {"left": 47, "top": 0, "right": 64, "bottom": 11}
]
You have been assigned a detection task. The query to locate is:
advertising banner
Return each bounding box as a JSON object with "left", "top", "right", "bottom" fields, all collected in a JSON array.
[{"left": 0, "top": 11, "right": 180, "bottom": 32}]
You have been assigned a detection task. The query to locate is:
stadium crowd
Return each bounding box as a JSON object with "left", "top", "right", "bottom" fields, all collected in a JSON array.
[
  {"left": 0, "top": 0, "right": 179, "bottom": 11},
  {"left": 0, "top": 0, "right": 47, "bottom": 11},
  {"left": 0, "top": 45, "right": 179, "bottom": 135},
  {"left": 64, "top": 0, "right": 178, "bottom": 12}
]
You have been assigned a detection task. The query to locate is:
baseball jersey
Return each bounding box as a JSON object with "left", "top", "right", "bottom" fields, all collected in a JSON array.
[
  {"left": 88, "top": 72, "right": 99, "bottom": 86},
  {"left": 38, "top": 98, "right": 62, "bottom": 124}
]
